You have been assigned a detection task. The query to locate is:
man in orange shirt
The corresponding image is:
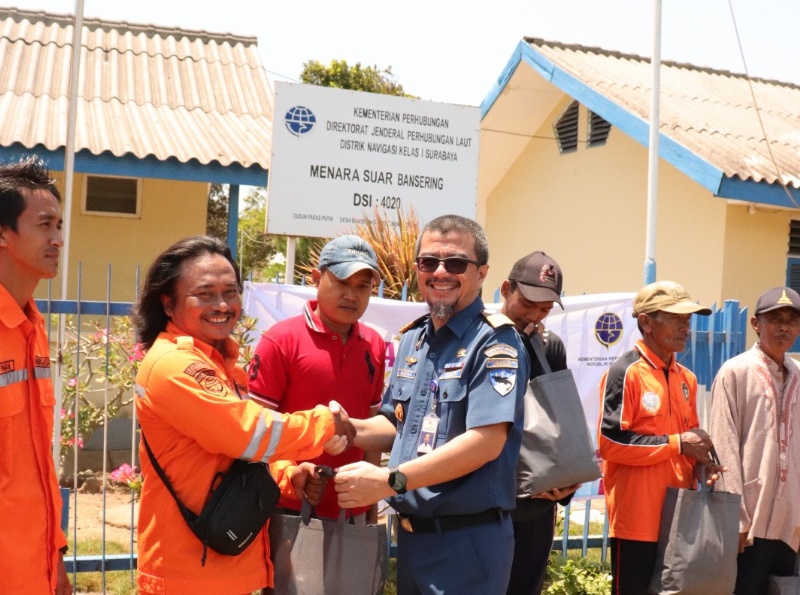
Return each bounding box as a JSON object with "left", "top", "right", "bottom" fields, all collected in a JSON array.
[
  {"left": 133, "top": 236, "right": 353, "bottom": 594},
  {"left": 598, "top": 281, "right": 722, "bottom": 595},
  {"left": 0, "top": 156, "right": 71, "bottom": 594}
]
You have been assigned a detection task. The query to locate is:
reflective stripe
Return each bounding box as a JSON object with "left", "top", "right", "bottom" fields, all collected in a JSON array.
[
  {"left": 241, "top": 412, "right": 267, "bottom": 460},
  {"left": 260, "top": 409, "right": 284, "bottom": 462},
  {"left": 135, "top": 384, "right": 146, "bottom": 398},
  {"left": 0, "top": 369, "right": 28, "bottom": 388},
  {"left": 34, "top": 366, "right": 51, "bottom": 379}
]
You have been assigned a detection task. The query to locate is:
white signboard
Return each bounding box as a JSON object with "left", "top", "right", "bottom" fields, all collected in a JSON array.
[{"left": 267, "top": 82, "right": 481, "bottom": 237}]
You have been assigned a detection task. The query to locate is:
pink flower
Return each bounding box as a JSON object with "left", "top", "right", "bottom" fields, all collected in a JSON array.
[
  {"left": 67, "top": 377, "right": 77, "bottom": 388},
  {"left": 129, "top": 343, "right": 145, "bottom": 363},
  {"left": 93, "top": 329, "right": 110, "bottom": 345},
  {"left": 110, "top": 463, "right": 138, "bottom": 484}
]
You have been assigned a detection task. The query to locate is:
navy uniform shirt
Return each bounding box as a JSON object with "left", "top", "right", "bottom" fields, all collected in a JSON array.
[{"left": 380, "top": 297, "right": 529, "bottom": 517}]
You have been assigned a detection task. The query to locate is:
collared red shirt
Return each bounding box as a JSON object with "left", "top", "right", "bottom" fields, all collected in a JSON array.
[{"left": 248, "top": 299, "right": 385, "bottom": 518}]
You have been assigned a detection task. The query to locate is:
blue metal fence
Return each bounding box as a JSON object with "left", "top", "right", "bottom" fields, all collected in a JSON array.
[{"left": 43, "top": 289, "right": 747, "bottom": 578}]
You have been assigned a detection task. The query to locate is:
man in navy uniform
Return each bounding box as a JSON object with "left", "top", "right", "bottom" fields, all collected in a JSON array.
[{"left": 335, "top": 214, "right": 528, "bottom": 594}]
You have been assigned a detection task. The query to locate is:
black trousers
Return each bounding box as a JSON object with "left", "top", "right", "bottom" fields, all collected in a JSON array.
[
  {"left": 735, "top": 537, "right": 796, "bottom": 595},
  {"left": 609, "top": 537, "right": 658, "bottom": 595},
  {"left": 507, "top": 507, "right": 557, "bottom": 595}
]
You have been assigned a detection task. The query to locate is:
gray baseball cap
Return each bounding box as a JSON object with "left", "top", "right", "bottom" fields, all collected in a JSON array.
[{"left": 317, "top": 235, "right": 380, "bottom": 281}]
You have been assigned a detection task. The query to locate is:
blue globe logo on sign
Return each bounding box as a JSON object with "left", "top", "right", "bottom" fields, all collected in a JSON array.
[
  {"left": 595, "top": 312, "right": 623, "bottom": 347},
  {"left": 285, "top": 106, "right": 316, "bottom": 136}
]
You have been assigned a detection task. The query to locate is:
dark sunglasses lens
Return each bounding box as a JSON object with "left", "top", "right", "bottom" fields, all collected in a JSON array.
[
  {"left": 417, "top": 257, "right": 469, "bottom": 274},
  {"left": 443, "top": 259, "right": 469, "bottom": 274},
  {"left": 417, "top": 257, "right": 440, "bottom": 272}
]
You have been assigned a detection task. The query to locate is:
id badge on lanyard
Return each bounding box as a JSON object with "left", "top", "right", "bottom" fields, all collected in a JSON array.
[{"left": 417, "top": 378, "right": 439, "bottom": 455}]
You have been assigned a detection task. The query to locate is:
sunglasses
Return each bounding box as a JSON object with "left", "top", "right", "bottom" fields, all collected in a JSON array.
[{"left": 415, "top": 256, "right": 481, "bottom": 274}]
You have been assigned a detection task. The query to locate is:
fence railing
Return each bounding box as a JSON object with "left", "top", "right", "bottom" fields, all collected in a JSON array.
[{"left": 42, "top": 290, "right": 746, "bottom": 579}]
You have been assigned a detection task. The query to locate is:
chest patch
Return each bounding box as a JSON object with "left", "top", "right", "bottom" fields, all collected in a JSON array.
[
  {"left": 681, "top": 382, "right": 689, "bottom": 401},
  {"left": 641, "top": 391, "right": 661, "bottom": 413},
  {"left": 0, "top": 360, "right": 13, "bottom": 374},
  {"left": 397, "top": 368, "right": 416, "bottom": 380},
  {"left": 184, "top": 363, "right": 225, "bottom": 395}
]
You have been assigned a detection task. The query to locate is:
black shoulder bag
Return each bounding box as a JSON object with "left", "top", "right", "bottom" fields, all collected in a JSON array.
[{"left": 141, "top": 432, "right": 281, "bottom": 565}]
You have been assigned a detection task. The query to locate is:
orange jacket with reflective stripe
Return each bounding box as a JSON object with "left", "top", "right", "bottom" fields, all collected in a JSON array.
[
  {"left": 0, "top": 286, "right": 66, "bottom": 594},
  {"left": 598, "top": 340, "right": 698, "bottom": 542},
  {"left": 135, "top": 324, "right": 335, "bottom": 595}
]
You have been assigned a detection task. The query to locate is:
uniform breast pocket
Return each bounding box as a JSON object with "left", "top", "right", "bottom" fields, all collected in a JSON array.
[
  {"left": 390, "top": 383, "right": 412, "bottom": 430},
  {"left": 437, "top": 379, "right": 467, "bottom": 439},
  {"left": 0, "top": 385, "right": 25, "bottom": 418}
]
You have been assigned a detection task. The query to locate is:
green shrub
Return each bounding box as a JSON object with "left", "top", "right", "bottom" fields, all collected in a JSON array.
[{"left": 544, "top": 554, "right": 611, "bottom": 595}]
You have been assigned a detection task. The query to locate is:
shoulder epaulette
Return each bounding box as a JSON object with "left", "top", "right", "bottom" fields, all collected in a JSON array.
[
  {"left": 482, "top": 311, "right": 514, "bottom": 328},
  {"left": 398, "top": 313, "right": 428, "bottom": 334},
  {"left": 176, "top": 336, "right": 195, "bottom": 350}
]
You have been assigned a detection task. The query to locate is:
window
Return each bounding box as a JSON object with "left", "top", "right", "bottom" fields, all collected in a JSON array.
[
  {"left": 553, "top": 101, "right": 579, "bottom": 154},
  {"left": 587, "top": 110, "right": 611, "bottom": 148},
  {"left": 84, "top": 175, "right": 140, "bottom": 217}
]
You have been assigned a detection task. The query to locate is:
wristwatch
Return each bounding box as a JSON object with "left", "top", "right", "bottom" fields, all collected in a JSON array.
[{"left": 388, "top": 466, "right": 407, "bottom": 494}]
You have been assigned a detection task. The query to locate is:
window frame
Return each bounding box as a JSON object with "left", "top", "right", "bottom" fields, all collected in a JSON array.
[{"left": 81, "top": 174, "right": 142, "bottom": 218}]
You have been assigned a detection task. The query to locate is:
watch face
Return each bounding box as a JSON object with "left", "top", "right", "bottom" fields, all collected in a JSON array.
[{"left": 390, "top": 470, "right": 406, "bottom": 492}]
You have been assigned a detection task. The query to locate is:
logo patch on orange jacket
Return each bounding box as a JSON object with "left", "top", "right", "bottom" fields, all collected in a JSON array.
[{"left": 183, "top": 363, "right": 225, "bottom": 395}]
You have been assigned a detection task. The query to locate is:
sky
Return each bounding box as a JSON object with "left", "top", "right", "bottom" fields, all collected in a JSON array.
[{"left": 9, "top": 0, "right": 800, "bottom": 107}]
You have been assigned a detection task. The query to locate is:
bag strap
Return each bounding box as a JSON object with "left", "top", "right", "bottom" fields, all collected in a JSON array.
[
  {"left": 300, "top": 495, "right": 349, "bottom": 525},
  {"left": 526, "top": 332, "right": 552, "bottom": 375},
  {"left": 140, "top": 431, "right": 198, "bottom": 522},
  {"left": 700, "top": 445, "right": 725, "bottom": 493}
]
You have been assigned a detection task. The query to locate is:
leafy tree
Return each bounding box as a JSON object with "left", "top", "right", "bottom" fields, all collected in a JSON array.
[
  {"left": 236, "top": 187, "right": 279, "bottom": 281},
  {"left": 206, "top": 183, "right": 228, "bottom": 240},
  {"left": 300, "top": 59, "right": 414, "bottom": 97}
]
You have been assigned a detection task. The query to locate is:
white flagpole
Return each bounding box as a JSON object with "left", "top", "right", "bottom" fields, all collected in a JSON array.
[
  {"left": 644, "top": 0, "right": 662, "bottom": 285},
  {"left": 53, "top": 0, "right": 85, "bottom": 473}
]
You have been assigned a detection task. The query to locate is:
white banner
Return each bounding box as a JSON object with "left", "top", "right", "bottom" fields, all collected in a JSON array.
[
  {"left": 268, "top": 82, "right": 480, "bottom": 237},
  {"left": 244, "top": 283, "right": 637, "bottom": 430}
]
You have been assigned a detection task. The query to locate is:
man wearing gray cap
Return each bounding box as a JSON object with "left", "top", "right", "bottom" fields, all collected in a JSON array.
[
  {"left": 500, "top": 251, "right": 579, "bottom": 595},
  {"left": 598, "top": 281, "right": 722, "bottom": 595},
  {"left": 248, "top": 235, "right": 385, "bottom": 521},
  {"left": 709, "top": 287, "right": 800, "bottom": 594}
]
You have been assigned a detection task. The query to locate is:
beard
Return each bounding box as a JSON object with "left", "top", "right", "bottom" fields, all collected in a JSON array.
[{"left": 429, "top": 302, "right": 456, "bottom": 324}]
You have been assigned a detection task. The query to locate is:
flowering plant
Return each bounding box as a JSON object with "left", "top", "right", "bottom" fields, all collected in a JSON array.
[
  {"left": 56, "top": 315, "right": 144, "bottom": 456},
  {"left": 109, "top": 463, "right": 142, "bottom": 501}
]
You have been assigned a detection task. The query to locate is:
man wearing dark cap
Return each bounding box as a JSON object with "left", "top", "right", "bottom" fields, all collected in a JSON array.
[
  {"left": 709, "top": 287, "right": 800, "bottom": 594},
  {"left": 248, "top": 235, "right": 385, "bottom": 521},
  {"left": 598, "top": 281, "right": 723, "bottom": 595},
  {"left": 500, "top": 251, "right": 579, "bottom": 595}
]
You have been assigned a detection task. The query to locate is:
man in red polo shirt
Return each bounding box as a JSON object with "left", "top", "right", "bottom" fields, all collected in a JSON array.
[{"left": 248, "top": 235, "right": 385, "bottom": 521}]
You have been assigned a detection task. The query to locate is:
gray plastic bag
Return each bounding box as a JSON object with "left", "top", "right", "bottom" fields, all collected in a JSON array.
[{"left": 649, "top": 480, "right": 741, "bottom": 595}]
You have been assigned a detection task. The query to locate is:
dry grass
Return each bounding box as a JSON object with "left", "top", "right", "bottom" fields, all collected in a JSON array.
[{"left": 298, "top": 206, "right": 422, "bottom": 301}]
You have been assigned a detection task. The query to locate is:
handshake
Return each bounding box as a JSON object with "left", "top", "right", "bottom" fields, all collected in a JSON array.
[{"left": 323, "top": 400, "right": 356, "bottom": 456}]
